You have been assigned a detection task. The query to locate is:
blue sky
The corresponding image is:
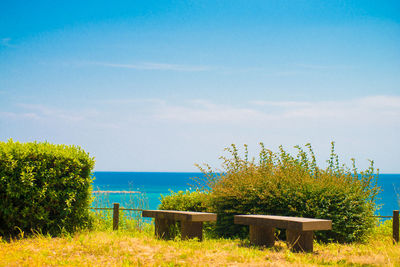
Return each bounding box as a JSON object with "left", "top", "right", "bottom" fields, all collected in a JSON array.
[{"left": 1, "top": 0, "right": 399, "bottom": 172}]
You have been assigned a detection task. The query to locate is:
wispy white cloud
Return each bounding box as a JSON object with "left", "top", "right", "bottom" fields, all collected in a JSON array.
[
  {"left": 2, "top": 95, "right": 399, "bottom": 172},
  {"left": 12, "top": 104, "right": 121, "bottom": 130},
  {"left": 291, "top": 63, "right": 355, "bottom": 70},
  {"left": 4, "top": 95, "right": 400, "bottom": 131},
  {"left": 151, "top": 95, "right": 400, "bottom": 126},
  {"left": 250, "top": 96, "right": 400, "bottom": 124},
  {"left": 358, "top": 95, "right": 400, "bottom": 108},
  {"left": 74, "top": 60, "right": 354, "bottom": 76},
  {"left": 154, "top": 100, "right": 272, "bottom": 123},
  {"left": 251, "top": 100, "right": 312, "bottom": 108},
  {"left": 86, "top": 61, "right": 212, "bottom": 72},
  {"left": 0, "top": 111, "right": 40, "bottom": 120},
  {"left": 0, "top": 38, "right": 13, "bottom": 47},
  {"left": 95, "top": 98, "right": 167, "bottom": 106},
  {"left": 17, "top": 103, "right": 88, "bottom": 122}
]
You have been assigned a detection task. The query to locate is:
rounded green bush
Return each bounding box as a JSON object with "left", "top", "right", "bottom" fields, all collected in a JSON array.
[
  {"left": 197, "top": 142, "right": 380, "bottom": 243},
  {"left": 0, "top": 139, "right": 95, "bottom": 237},
  {"left": 159, "top": 190, "right": 209, "bottom": 212}
]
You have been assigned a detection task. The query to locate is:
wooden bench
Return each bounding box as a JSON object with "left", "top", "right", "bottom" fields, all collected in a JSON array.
[
  {"left": 234, "top": 215, "right": 332, "bottom": 252},
  {"left": 142, "top": 210, "right": 217, "bottom": 241}
]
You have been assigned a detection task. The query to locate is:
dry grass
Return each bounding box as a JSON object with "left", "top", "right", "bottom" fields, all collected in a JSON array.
[{"left": 1, "top": 225, "right": 399, "bottom": 267}]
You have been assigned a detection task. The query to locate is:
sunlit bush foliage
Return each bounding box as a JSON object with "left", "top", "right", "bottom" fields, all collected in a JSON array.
[
  {"left": 192, "top": 142, "right": 380, "bottom": 243},
  {"left": 159, "top": 190, "right": 209, "bottom": 212},
  {"left": 0, "top": 139, "right": 95, "bottom": 237}
]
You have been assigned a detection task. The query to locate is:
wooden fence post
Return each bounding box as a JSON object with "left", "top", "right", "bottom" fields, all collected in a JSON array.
[
  {"left": 113, "top": 203, "right": 119, "bottom": 230},
  {"left": 393, "top": 210, "right": 399, "bottom": 244}
]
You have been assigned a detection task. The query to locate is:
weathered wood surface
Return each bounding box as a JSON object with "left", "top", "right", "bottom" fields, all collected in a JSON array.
[
  {"left": 155, "top": 218, "right": 174, "bottom": 239},
  {"left": 234, "top": 214, "right": 332, "bottom": 252},
  {"left": 113, "top": 203, "right": 119, "bottom": 230},
  {"left": 234, "top": 215, "right": 332, "bottom": 231},
  {"left": 394, "top": 210, "right": 399, "bottom": 244},
  {"left": 142, "top": 210, "right": 217, "bottom": 222},
  {"left": 286, "top": 230, "right": 314, "bottom": 252},
  {"left": 142, "top": 210, "right": 217, "bottom": 241},
  {"left": 181, "top": 221, "right": 204, "bottom": 240},
  {"left": 249, "top": 225, "right": 275, "bottom": 247}
]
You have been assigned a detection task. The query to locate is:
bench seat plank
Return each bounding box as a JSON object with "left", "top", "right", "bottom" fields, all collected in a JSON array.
[
  {"left": 234, "top": 215, "right": 332, "bottom": 231},
  {"left": 142, "top": 210, "right": 217, "bottom": 222},
  {"left": 234, "top": 214, "right": 332, "bottom": 252},
  {"left": 142, "top": 210, "right": 217, "bottom": 241}
]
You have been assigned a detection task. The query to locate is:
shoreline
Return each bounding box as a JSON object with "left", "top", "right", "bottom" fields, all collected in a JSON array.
[{"left": 92, "top": 190, "right": 141, "bottom": 194}]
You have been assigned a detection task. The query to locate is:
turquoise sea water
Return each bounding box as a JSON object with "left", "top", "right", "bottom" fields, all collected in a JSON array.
[{"left": 92, "top": 172, "right": 400, "bottom": 216}]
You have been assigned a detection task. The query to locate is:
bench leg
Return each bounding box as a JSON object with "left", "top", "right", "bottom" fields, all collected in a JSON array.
[
  {"left": 249, "top": 225, "right": 275, "bottom": 247},
  {"left": 286, "top": 230, "right": 314, "bottom": 252},
  {"left": 155, "top": 218, "right": 174, "bottom": 239},
  {"left": 181, "top": 221, "right": 203, "bottom": 241}
]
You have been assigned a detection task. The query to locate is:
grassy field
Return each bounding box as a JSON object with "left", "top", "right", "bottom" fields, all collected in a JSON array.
[{"left": 1, "top": 220, "right": 399, "bottom": 266}]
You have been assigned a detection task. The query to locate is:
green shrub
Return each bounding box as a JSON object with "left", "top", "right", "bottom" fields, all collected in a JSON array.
[
  {"left": 159, "top": 190, "right": 209, "bottom": 212},
  {"left": 0, "top": 139, "right": 95, "bottom": 237},
  {"left": 196, "top": 142, "right": 380, "bottom": 243},
  {"left": 159, "top": 190, "right": 217, "bottom": 238},
  {"left": 372, "top": 218, "right": 393, "bottom": 238}
]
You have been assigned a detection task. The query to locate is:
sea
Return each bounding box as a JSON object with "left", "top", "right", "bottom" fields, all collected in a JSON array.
[{"left": 92, "top": 172, "right": 400, "bottom": 217}]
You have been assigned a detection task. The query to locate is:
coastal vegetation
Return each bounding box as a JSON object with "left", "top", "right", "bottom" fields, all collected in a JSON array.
[
  {"left": 1, "top": 140, "right": 393, "bottom": 266},
  {"left": 0, "top": 140, "right": 95, "bottom": 237},
  {"left": 161, "top": 142, "right": 380, "bottom": 243}
]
